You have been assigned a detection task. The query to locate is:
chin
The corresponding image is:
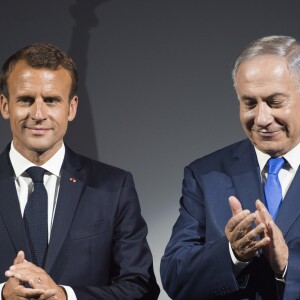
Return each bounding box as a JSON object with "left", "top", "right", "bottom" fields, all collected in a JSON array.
[
  {"left": 253, "top": 141, "right": 283, "bottom": 156},
  {"left": 258, "top": 146, "right": 285, "bottom": 156},
  {"left": 28, "top": 143, "right": 52, "bottom": 153}
]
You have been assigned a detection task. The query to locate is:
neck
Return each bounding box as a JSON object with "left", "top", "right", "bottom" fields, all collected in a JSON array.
[{"left": 12, "top": 141, "right": 63, "bottom": 166}]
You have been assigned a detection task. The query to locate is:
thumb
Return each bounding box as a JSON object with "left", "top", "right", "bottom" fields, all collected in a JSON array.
[
  {"left": 228, "top": 196, "right": 243, "bottom": 216},
  {"left": 14, "top": 251, "right": 25, "bottom": 264}
]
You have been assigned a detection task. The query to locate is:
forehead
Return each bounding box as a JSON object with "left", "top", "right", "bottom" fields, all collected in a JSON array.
[
  {"left": 236, "top": 55, "right": 289, "bottom": 80},
  {"left": 7, "top": 60, "right": 72, "bottom": 94},
  {"left": 235, "top": 55, "right": 299, "bottom": 94}
]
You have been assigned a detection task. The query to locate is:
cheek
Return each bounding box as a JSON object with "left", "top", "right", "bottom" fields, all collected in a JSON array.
[
  {"left": 240, "top": 110, "right": 253, "bottom": 124},
  {"left": 10, "top": 108, "right": 29, "bottom": 123},
  {"left": 54, "top": 113, "right": 70, "bottom": 132},
  {"left": 240, "top": 113, "right": 257, "bottom": 136},
  {"left": 49, "top": 107, "right": 69, "bottom": 122}
]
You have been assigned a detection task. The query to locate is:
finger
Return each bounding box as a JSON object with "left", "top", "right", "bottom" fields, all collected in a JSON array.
[
  {"left": 251, "top": 235, "right": 271, "bottom": 250},
  {"left": 247, "top": 222, "right": 266, "bottom": 240},
  {"left": 5, "top": 276, "right": 24, "bottom": 288},
  {"left": 233, "top": 235, "right": 270, "bottom": 261},
  {"left": 14, "top": 251, "right": 25, "bottom": 265},
  {"left": 14, "top": 285, "right": 46, "bottom": 298},
  {"left": 256, "top": 199, "right": 272, "bottom": 224},
  {"left": 229, "top": 212, "right": 256, "bottom": 240},
  {"left": 254, "top": 210, "right": 262, "bottom": 225},
  {"left": 6, "top": 270, "right": 38, "bottom": 286},
  {"left": 4, "top": 269, "right": 19, "bottom": 278},
  {"left": 38, "top": 289, "right": 57, "bottom": 299},
  {"left": 226, "top": 209, "right": 251, "bottom": 234},
  {"left": 267, "top": 220, "right": 282, "bottom": 242},
  {"left": 239, "top": 223, "right": 267, "bottom": 247},
  {"left": 233, "top": 229, "right": 271, "bottom": 261},
  {"left": 229, "top": 196, "right": 243, "bottom": 215},
  {"left": 233, "top": 223, "right": 258, "bottom": 249},
  {"left": 9, "top": 261, "right": 38, "bottom": 272}
]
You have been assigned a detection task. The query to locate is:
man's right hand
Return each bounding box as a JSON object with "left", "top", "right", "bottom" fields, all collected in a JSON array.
[{"left": 225, "top": 196, "right": 270, "bottom": 262}]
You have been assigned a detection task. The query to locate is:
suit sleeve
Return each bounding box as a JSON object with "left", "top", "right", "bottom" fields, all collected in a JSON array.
[
  {"left": 160, "top": 166, "right": 247, "bottom": 299},
  {"left": 283, "top": 238, "right": 300, "bottom": 298},
  {"left": 72, "top": 172, "right": 160, "bottom": 300}
]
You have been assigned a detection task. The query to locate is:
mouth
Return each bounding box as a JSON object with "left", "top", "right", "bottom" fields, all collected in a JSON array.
[
  {"left": 26, "top": 127, "right": 50, "bottom": 135},
  {"left": 253, "top": 129, "right": 282, "bottom": 138}
]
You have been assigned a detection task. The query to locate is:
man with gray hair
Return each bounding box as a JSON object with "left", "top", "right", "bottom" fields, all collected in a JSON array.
[{"left": 161, "top": 35, "right": 300, "bottom": 299}]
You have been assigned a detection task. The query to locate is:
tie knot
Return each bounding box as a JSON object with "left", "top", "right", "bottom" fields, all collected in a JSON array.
[
  {"left": 268, "top": 157, "right": 285, "bottom": 175},
  {"left": 26, "top": 167, "right": 46, "bottom": 183}
]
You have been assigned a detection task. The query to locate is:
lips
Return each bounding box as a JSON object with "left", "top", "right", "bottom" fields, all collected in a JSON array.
[
  {"left": 253, "top": 129, "right": 282, "bottom": 138},
  {"left": 26, "top": 126, "right": 50, "bottom": 135}
]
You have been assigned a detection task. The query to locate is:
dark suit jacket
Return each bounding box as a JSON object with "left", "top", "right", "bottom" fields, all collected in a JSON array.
[
  {"left": 161, "top": 139, "right": 300, "bottom": 300},
  {"left": 0, "top": 144, "right": 159, "bottom": 300}
]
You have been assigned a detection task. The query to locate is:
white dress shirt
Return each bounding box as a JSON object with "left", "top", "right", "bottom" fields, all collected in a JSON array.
[
  {"left": 255, "top": 143, "right": 300, "bottom": 199},
  {"left": 0, "top": 142, "right": 77, "bottom": 300},
  {"left": 10, "top": 142, "right": 64, "bottom": 241},
  {"left": 230, "top": 142, "right": 300, "bottom": 277}
]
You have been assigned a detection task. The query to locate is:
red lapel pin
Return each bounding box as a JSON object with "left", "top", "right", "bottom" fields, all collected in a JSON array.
[{"left": 69, "top": 177, "right": 77, "bottom": 183}]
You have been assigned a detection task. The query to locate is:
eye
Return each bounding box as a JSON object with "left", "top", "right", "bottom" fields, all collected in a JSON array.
[
  {"left": 17, "top": 96, "right": 34, "bottom": 105},
  {"left": 242, "top": 99, "right": 257, "bottom": 109},
  {"left": 44, "top": 97, "right": 60, "bottom": 104},
  {"left": 267, "top": 98, "right": 284, "bottom": 108}
]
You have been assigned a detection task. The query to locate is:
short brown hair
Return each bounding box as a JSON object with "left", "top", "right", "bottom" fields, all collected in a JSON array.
[{"left": 0, "top": 43, "right": 78, "bottom": 99}]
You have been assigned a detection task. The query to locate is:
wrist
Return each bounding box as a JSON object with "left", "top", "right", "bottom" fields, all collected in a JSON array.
[
  {"left": 59, "top": 285, "right": 68, "bottom": 300},
  {"left": 275, "top": 263, "right": 288, "bottom": 282}
]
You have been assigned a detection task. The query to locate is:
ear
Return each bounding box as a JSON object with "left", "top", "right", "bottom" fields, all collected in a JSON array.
[
  {"left": 0, "top": 94, "right": 10, "bottom": 119},
  {"left": 68, "top": 96, "right": 78, "bottom": 122}
]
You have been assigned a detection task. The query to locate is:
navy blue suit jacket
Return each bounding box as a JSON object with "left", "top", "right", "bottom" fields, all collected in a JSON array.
[
  {"left": 161, "top": 139, "right": 300, "bottom": 299},
  {"left": 0, "top": 144, "right": 159, "bottom": 299}
]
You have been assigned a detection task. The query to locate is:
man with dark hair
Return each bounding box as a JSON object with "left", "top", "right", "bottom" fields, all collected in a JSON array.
[
  {"left": 161, "top": 35, "right": 300, "bottom": 299},
  {"left": 0, "top": 43, "right": 159, "bottom": 300}
]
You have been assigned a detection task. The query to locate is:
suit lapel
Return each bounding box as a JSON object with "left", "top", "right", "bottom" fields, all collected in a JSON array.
[
  {"left": 229, "top": 140, "right": 300, "bottom": 238},
  {"left": 229, "top": 140, "right": 264, "bottom": 213},
  {"left": 275, "top": 167, "right": 300, "bottom": 236},
  {"left": 44, "top": 147, "right": 86, "bottom": 273},
  {"left": 0, "top": 146, "right": 31, "bottom": 258}
]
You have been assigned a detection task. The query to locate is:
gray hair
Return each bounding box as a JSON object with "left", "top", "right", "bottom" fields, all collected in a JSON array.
[{"left": 232, "top": 35, "right": 300, "bottom": 87}]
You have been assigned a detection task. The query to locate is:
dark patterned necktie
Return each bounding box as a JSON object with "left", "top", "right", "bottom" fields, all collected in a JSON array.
[
  {"left": 264, "top": 157, "right": 285, "bottom": 219},
  {"left": 23, "top": 166, "right": 48, "bottom": 267}
]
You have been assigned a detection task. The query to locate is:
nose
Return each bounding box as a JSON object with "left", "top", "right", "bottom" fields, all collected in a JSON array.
[
  {"left": 255, "top": 102, "right": 273, "bottom": 127},
  {"left": 30, "top": 99, "right": 47, "bottom": 121}
]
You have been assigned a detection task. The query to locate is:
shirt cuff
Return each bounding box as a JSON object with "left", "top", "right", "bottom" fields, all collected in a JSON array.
[
  {"left": 275, "top": 264, "right": 288, "bottom": 283},
  {"left": 229, "top": 242, "right": 250, "bottom": 275},
  {"left": 61, "top": 285, "right": 77, "bottom": 300},
  {"left": 0, "top": 282, "right": 5, "bottom": 300}
]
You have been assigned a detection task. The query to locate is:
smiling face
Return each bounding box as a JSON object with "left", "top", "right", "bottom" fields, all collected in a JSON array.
[
  {"left": 0, "top": 60, "right": 78, "bottom": 164},
  {"left": 236, "top": 55, "right": 300, "bottom": 157}
]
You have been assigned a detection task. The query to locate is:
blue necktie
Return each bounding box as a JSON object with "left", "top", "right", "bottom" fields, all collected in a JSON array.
[
  {"left": 264, "top": 157, "right": 285, "bottom": 219},
  {"left": 23, "top": 167, "right": 48, "bottom": 267}
]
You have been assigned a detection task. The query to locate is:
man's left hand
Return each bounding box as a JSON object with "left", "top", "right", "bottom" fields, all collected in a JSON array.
[
  {"left": 5, "top": 261, "right": 66, "bottom": 300},
  {"left": 255, "top": 199, "right": 288, "bottom": 275}
]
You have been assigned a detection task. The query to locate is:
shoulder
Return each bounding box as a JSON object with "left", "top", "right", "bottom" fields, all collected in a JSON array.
[
  {"left": 188, "top": 139, "right": 253, "bottom": 174},
  {"left": 64, "top": 146, "right": 133, "bottom": 188}
]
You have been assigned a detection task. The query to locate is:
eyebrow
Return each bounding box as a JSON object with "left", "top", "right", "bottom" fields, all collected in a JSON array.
[
  {"left": 16, "top": 94, "right": 63, "bottom": 101},
  {"left": 16, "top": 95, "right": 34, "bottom": 101},
  {"left": 240, "top": 92, "right": 288, "bottom": 101},
  {"left": 43, "top": 95, "right": 63, "bottom": 101}
]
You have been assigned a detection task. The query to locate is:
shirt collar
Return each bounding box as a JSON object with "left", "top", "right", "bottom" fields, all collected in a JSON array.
[
  {"left": 255, "top": 142, "right": 300, "bottom": 172},
  {"left": 9, "top": 142, "right": 65, "bottom": 179}
]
